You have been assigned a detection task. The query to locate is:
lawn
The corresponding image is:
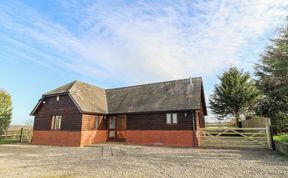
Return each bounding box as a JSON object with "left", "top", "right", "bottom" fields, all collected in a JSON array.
[
  {"left": 0, "top": 140, "right": 19, "bottom": 144},
  {"left": 274, "top": 133, "right": 288, "bottom": 143}
]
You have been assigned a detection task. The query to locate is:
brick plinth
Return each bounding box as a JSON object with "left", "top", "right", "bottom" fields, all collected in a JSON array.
[
  {"left": 125, "top": 130, "right": 195, "bottom": 147},
  {"left": 32, "top": 131, "right": 81, "bottom": 146},
  {"left": 80, "top": 130, "right": 107, "bottom": 146}
]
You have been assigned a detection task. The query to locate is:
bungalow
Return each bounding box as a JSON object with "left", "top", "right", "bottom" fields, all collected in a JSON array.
[{"left": 31, "top": 77, "right": 207, "bottom": 147}]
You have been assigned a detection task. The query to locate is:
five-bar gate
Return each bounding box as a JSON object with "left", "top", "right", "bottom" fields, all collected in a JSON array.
[{"left": 199, "top": 127, "right": 272, "bottom": 149}]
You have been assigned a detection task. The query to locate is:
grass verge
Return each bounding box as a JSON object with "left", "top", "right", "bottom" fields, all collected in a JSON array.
[
  {"left": 273, "top": 133, "right": 288, "bottom": 143},
  {"left": 0, "top": 140, "right": 19, "bottom": 144}
]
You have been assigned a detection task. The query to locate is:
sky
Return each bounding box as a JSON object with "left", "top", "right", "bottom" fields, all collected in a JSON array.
[{"left": 0, "top": 0, "right": 288, "bottom": 124}]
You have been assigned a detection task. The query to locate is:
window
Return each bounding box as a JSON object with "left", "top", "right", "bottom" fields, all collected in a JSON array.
[
  {"left": 51, "top": 115, "right": 62, "bottom": 130},
  {"left": 109, "top": 117, "right": 116, "bottom": 129},
  {"left": 95, "top": 116, "right": 99, "bottom": 129},
  {"left": 166, "top": 114, "right": 171, "bottom": 124},
  {"left": 166, "top": 113, "right": 177, "bottom": 124},
  {"left": 56, "top": 96, "right": 60, "bottom": 101}
]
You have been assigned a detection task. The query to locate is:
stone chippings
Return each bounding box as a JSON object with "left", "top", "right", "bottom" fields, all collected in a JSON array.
[{"left": 0, "top": 144, "right": 287, "bottom": 178}]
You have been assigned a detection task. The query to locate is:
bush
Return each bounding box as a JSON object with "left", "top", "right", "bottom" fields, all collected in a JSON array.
[{"left": 272, "top": 112, "right": 288, "bottom": 134}]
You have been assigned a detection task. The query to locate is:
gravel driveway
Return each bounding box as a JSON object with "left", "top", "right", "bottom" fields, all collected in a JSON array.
[{"left": 0, "top": 143, "right": 287, "bottom": 178}]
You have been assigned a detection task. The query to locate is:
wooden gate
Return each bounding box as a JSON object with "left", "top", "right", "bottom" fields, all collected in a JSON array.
[{"left": 199, "top": 127, "right": 272, "bottom": 149}]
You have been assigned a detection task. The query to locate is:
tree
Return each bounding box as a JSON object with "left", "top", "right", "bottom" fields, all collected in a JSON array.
[
  {"left": 255, "top": 96, "right": 288, "bottom": 134},
  {"left": 0, "top": 89, "right": 12, "bottom": 135},
  {"left": 255, "top": 24, "right": 288, "bottom": 134},
  {"left": 209, "top": 67, "right": 260, "bottom": 127},
  {"left": 255, "top": 24, "right": 288, "bottom": 98}
]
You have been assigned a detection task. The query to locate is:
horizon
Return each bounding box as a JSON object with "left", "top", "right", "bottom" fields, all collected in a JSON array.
[{"left": 1, "top": 0, "right": 288, "bottom": 124}]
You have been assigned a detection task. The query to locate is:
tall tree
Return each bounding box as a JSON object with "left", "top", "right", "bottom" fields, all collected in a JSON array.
[
  {"left": 255, "top": 24, "right": 288, "bottom": 97},
  {"left": 0, "top": 89, "right": 12, "bottom": 135},
  {"left": 209, "top": 67, "right": 260, "bottom": 127},
  {"left": 255, "top": 24, "right": 288, "bottom": 134}
]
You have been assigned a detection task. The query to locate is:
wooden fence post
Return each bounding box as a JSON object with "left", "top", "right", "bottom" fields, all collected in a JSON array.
[
  {"left": 269, "top": 126, "right": 276, "bottom": 150},
  {"left": 198, "top": 129, "right": 201, "bottom": 147},
  {"left": 266, "top": 126, "right": 272, "bottom": 150},
  {"left": 19, "top": 128, "right": 23, "bottom": 143}
]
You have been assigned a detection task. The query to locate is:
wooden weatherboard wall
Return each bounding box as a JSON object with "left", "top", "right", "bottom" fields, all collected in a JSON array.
[
  {"left": 126, "top": 111, "right": 195, "bottom": 130},
  {"left": 32, "top": 94, "right": 84, "bottom": 146},
  {"left": 33, "top": 95, "right": 82, "bottom": 131}
]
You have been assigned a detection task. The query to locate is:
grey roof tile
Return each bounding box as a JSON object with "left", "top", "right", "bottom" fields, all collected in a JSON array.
[
  {"left": 39, "top": 77, "right": 205, "bottom": 114},
  {"left": 106, "top": 78, "right": 202, "bottom": 113}
]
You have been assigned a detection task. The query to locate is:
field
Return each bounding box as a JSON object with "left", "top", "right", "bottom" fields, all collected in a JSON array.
[
  {"left": 0, "top": 143, "right": 287, "bottom": 178},
  {"left": 7, "top": 125, "right": 32, "bottom": 131}
]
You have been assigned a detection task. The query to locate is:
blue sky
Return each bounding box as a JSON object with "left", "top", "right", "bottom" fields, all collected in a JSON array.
[{"left": 1, "top": 0, "right": 288, "bottom": 124}]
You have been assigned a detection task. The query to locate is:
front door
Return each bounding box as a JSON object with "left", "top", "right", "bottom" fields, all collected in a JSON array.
[
  {"left": 108, "top": 117, "right": 116, "bottom": 139},
  {"left": 108, "top": 116, "right": 126, "bottom": 141}
]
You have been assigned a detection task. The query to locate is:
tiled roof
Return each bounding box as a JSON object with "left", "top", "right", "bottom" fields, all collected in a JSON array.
[{"left": 31, "top": 77, "right": 206, "bottom": 115}]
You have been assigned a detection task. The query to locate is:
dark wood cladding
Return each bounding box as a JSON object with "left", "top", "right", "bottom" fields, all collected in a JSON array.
[
  {"left": 33, "top": 95, "right": 82, "bottom": 131},
  {"left": 36, "top": 95, "right": 80, "bottom": 115},
  {"left": 126, "top": 111, "right": 194, "bottom": 130}
]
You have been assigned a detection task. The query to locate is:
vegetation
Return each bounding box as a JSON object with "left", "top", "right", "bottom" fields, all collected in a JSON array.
[
  {"left": 273, "top": 133, "right": 288, "bottom": 143},
  {"left": 209, "top": 67, "right": 260, "bottom": 127},
  {"left": 0, "top": 89, "right": 12, "bottom": 136},
  {"left": 0, "top": 140, "right": 18, "bottom": 144},
  {"left": 255, "top": 24, "right": 288, "bottom": 135}
]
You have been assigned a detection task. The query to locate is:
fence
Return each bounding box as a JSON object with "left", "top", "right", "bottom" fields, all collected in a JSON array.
[
  {"left": 0, "top": 128, "right": 32, "bottom": 143},
  {"left": 199, "top": 127, "right": 272, "bottom": 149},
  {"left": 199, "top": 117, "right": 273, "bottom": 149},
  {"left": 205, "top": 121, "right": 235, "bottom": 128},
  {"left": 241, "top": 117, "right": 271, "bottom": 128}
]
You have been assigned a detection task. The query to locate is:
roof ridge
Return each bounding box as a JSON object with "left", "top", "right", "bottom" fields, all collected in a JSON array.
[
  {"left": 67, "top": 80, "right": 78, "bottom": 92},
  {"left": 106, "top": 77, "right": 202, "bottom": 91},
  {"left": 72, "top": 80, "right": 106, "bottom": 90}
]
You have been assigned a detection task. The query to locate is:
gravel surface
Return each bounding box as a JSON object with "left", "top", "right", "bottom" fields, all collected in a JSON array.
[{"left": 0, "top": 143, "right": 287, "bottom": 178}]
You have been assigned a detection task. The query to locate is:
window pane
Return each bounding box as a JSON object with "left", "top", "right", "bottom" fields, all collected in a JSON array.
[
  {"left": 109, "top": 117, "right": 116, "bottom": 129},
  {"left": 109, "top": 131, "right": 115, "bottom": 138},
  {"left": 56, "top": 118, "right": 59, "bottom": 130},
  {"left": 166, "top": 114, "right": 171, "bottom": 124},
  {"left": 55, "top": 115, "right": 62, "bottom": 130},
  {"left": 172, "top": 113, "right": 177, "bottom": 124},
  {"left": 95, "top": 116, "right": 99, "bottom": 129},
  {"left": 58, "top": 116, "right": 61, "bottom": 129}
]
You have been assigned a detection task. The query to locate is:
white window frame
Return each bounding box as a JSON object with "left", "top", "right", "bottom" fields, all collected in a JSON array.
[
  {"left": 51, "top": 115, "right": 62, "bottom": 130},
  {"left": 56, "top": 96, "right": 60, "bottom": 101},
  {"left": 166, "top": 113, "right": 171, "bottom": 124},
  {"left": 166, "top": 113, "right": 177, "bottom": 125}
]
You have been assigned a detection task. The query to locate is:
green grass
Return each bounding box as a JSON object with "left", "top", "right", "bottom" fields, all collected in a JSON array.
[
  {"left": 273, "top": 133, "right": 288, "bottom": 143},
  {"left": 0, "top": 140, "right": 19, "bottom": 144}
]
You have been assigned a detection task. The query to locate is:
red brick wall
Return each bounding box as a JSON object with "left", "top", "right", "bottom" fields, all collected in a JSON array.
[
  {"left": 124, "top": 130, "right": 195, "bottom": 147},
  {"left": 32, "top": 131, "right": 81, "bottom": 146},
  {"left": 32, "top": 130, "right": 196, "bottom": 147},
  {"left": 80, "top": 130, "right": 107, "bottom": 146},
  {"left": 32, "top": 130, "right": 107, "bottom": 147}
]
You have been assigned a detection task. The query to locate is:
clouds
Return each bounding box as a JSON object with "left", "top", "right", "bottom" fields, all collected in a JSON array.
[{"left": 0, "top": 0, "right": 287, "bottom": 85}]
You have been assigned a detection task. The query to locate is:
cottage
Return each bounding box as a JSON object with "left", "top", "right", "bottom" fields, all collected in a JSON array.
[{"left": 31, "top": 77, "right": 207, "bottom": 147}]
